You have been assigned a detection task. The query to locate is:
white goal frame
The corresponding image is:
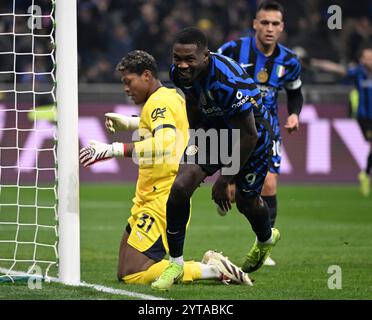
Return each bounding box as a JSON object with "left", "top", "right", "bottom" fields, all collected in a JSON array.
[
  {"left": 0, "top": 0, "right": 80, "bottom": 286},
  {"left": 56, "top": 0, "right": 80, "bottom": 285}
]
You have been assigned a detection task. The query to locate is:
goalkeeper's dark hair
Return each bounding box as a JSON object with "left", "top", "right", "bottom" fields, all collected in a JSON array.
[
  {"left": 256, "top": 1, "right": 285, "bottom": 20},
  {"left": 116, "top": 50, "right": 158, "bottom": 77},
  {"left": 174, "top": 27, "right": 208, "bottom": 52}
]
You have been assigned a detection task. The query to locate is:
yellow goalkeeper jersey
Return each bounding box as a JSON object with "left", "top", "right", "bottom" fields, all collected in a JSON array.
[{"left": 133, "top": 86, "right": 189, "bottom": 205}]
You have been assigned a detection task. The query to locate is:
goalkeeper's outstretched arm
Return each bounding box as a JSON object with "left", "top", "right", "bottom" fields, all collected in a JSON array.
[
  {"left": 79, "top": 127, "right": 177, "bottom": 167},
  {"left": 105, "top": 113, "right": 140, "bottom": 133}
]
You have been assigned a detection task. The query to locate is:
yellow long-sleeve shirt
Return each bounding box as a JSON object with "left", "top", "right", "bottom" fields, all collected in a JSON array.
[{"left": 133, "top": 87, "right": 189, "bottom": 204}]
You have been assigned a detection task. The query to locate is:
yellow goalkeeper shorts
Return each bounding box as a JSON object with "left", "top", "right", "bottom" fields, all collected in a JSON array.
[{"left": 127, "top": 194, "right": 191, "bottom": 262}]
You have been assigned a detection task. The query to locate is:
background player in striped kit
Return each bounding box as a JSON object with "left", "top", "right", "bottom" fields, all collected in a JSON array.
[
  {"left": 312, "top": 44, "right": 372, "bottom": 196},
  {"left": 218, "top": 1, "right": 303, "bottom": 266}
]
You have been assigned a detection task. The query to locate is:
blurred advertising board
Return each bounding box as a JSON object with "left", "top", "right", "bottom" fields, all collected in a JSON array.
[{"left": 0, "top": 102, "right": 367, "bottom": 184}]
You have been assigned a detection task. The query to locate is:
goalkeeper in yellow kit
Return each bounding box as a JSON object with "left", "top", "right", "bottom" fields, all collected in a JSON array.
[{"left": 79, "top": 50, "right": 252, "bottom": 286}]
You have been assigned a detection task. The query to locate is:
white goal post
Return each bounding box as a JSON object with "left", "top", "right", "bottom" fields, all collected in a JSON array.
[
  {"left": 0, "top": 0, "right": 80, "bottom": 285},
  {"left": 56, "top": 0, "right": 80, "bottom": 285}
]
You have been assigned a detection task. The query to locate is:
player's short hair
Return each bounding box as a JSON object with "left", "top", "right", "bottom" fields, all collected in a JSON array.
[
  {"left": 116, "top": 50, "right": 158, "bottom": 77},
  {"left": 256, "top": 0, "right": 285, "bottom": 20},
  {"left": 174, "top": 27, "right": 208, "bottom": 51}
]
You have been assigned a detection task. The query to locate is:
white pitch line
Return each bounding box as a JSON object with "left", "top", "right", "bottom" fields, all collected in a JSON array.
[
  {"left": 76, "top": 281, "right": 168, "bottom": 300},
  {"left": 0, "top": 268, "right": 167, "bottom": 300}
]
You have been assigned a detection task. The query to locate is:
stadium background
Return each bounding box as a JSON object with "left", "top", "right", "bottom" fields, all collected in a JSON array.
[
  {"left": 1, "top": 0, "right": 372, "bottom": 300},
  {"left": 1, "top": 0, "right": 372, "bottom": 184}
]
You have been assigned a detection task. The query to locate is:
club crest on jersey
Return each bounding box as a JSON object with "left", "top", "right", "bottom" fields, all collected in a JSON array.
[
  {"left": 257, "top": 68, "right": 269, "bottom": 83},
  {"left": 151, "top": 107, "right": 166, "bottom": 121},
  {"left": 185, "top": 145, "right": 198, "bottom": 156}
]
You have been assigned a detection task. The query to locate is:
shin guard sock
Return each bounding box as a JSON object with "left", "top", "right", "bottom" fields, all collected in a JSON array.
[
  {"left": 262, "top": 195, "right": 277, "bottom": 228},
  {"left": 166, "top": 198, "right": 190, "bottom": 258}
]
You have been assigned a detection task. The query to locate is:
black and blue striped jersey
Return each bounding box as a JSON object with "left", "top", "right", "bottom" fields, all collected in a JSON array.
[
  {"left": 218, "top": 36, "right": 302, "bottom": 120},
  {"left": 347, "top": 65, "right": 372, "bottom": 120},
  {"left": 170, "top": 52, "right": 273, "bottom": 134},
  {"left": 171, "top": 52, "right": 273, "bottom": 191}
]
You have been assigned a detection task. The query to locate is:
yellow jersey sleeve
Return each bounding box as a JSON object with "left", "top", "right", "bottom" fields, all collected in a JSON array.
[
  {"left": 134, "top": 88, "right": 187, "bottom": 165},
  {"left": 133, "top": 87, "right": 188, "bottom": 203}
]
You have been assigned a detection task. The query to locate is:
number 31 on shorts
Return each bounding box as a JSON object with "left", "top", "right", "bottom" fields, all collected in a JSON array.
[{"left": 137, "top": 213, "right": 155, "bottom": 233}]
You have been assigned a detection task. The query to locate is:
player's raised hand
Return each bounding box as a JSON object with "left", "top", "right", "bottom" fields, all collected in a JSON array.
[
  {"left": 284, "top": 114, "right": 300, "bottom": 134},
  {"left": 105, "top": 113, "right": 140, "bottom": 134},
  {"left": 79, "top": 140, "right": 124, "bottom": 167}
]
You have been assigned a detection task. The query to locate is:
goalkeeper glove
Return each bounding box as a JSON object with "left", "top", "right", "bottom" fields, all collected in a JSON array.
[
  {"left": 79, "top": 140, "right": 125, "bottom": 167},
  {"left": 105, "top": 113, "right": 140, "bottom": 133}
]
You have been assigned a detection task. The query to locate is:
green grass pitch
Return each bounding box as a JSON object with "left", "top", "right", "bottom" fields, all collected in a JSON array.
[{"left": 1, "top": 184, "right": 372, "bottom": 300}]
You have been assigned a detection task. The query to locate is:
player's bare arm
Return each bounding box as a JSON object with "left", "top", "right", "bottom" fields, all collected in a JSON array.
[{"left": 311, "top": 58, "right": 347, "bottom": 76}]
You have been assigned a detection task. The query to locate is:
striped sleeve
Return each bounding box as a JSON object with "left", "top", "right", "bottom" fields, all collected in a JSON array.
[
  {"left": 169, "top": 65, "right": 179, "bottom": 86},
  {"left": 217, "top": 40, "right": 235, "bottom": 58},
  {"left": 284, "top": 57, "right": 302, "bottom": 90},
  {"left": 214, "top": 78, "right": 261, "bottom": 116}
]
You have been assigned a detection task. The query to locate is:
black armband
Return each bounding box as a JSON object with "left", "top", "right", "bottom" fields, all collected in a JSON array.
[{"left": 286, "top": 87, "right": 303, "bottom": 115}]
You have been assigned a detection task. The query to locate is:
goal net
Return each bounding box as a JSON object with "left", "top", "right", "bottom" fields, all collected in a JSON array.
[{"left": 0, "top": 0, "right": 79, "bottom": 284}]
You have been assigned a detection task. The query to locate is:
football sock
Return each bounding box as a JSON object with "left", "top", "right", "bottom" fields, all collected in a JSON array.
[
  {"left": 122, "top": 259, "right": 169, "bottom": 284},
  {"left": 170, "top": 255, "right": 184, "bottom": 265},
  {"left": 183, "top": 261, "right": 203, "bottom": 283},
  {"left": 122, "top": 260, "right": 202, "bottom": 284},
  {"left": 262, "top": 195, "right": 277, "bottom": 228},
  {"left": 258, "top": 229, "right": 274, "bottom": 245},
  {"left": 166, "top": 197, "right": 190, "bottom": 258},
  {"left": 239, "top": 197, "right": 272, "bottom": 242},
  {"left": 366, "top": 152, "right": 372, "bottom": 174}
]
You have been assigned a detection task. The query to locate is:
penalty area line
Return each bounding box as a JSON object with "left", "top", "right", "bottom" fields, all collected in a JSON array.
[{"left": 0, "top": 268, "right": 168, "bottom": 300}]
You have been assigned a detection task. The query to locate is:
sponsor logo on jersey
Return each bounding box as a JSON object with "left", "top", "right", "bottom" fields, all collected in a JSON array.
[
  {"left": 201, "top": 105, "right": 224, "bottom": 115},
  {"left": 232, "top": 95, "right": 251, "bottom": 109},
  {"left": 151, "top": 107, "right": 166, "bottom": 121}
]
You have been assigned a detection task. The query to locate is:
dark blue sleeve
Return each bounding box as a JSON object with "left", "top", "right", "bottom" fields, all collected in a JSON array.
[
  {"left": 214, "top": 79, "right": 262, "bottom": 117},
  {"left": 217, "top": 41, "right": 235, "bottom": 58},
  {"left": 284, "top": 57, "right": 302, "bottom": 90},
  {"left": 346, "top": 67, "right": 359, "bottom": 79},
  {"left": 169, "top": 64, "right": 178, "bottom": 85},
  {"left": 285, "top": 57, "right": 302, "bottom": 82}
]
